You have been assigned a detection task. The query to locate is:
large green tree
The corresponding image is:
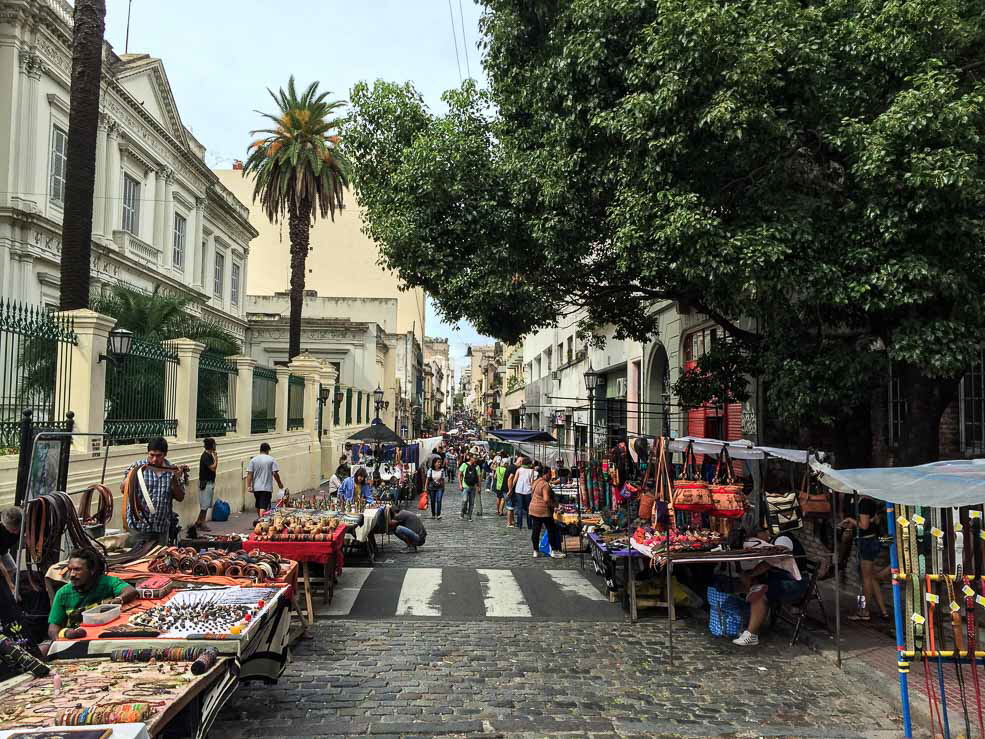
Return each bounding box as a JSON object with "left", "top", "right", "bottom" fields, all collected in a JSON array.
[
  {"left": 346, "top": 0, "right": 985, "bottom": 465},
  {"left": 244, "top": 77, "right": 350, "bottom": 360}
]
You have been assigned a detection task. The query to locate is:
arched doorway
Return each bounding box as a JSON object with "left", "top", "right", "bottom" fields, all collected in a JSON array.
[{"left": 645, "top": 344, "right": 670, "bottom": 436}]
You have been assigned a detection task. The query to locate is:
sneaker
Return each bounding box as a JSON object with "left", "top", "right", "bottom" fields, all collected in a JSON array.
[
  {"left": 437, "top": 515, "right": 442, "bottom": 520},
  {"left": 550, "top": 551, "right": 566, "bottom": 559},
  {"left": 732, "top": 630, "right": 759, "bottom": 647},
  {"left": 532, "top": 551, "right": 540, "bottom": 558},
  {"left": 403, "top": 545, "right": 418, "bottom": 553},
  {"left": 469, "top": 516, "right": 473, "bottom": 521}
]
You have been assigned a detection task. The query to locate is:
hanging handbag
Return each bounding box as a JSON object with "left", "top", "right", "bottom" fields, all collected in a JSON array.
[
  {"left": 710, "top": 449, "right": 746, "bottom": 519},
  {"left": 673, "top": 442, "right": 713, "bottom": 512},
  {"left": 766, "top": 490, "right": 803, "bottom": 535},
  {"left": 798, "top": 470, "right": 831, "bottom": 517}
]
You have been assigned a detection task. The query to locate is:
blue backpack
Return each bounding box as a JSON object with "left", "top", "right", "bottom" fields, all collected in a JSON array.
[{"left": 212, "top": 498, "right": 230, "bottom": 522}]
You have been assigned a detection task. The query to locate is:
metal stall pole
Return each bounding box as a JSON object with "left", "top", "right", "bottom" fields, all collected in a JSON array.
[
  {"left": 831, "top": 480, "right": 841, "bottom": 668},
  {"left": 887, "top": 500, "right": 913, "bottom": 738}
]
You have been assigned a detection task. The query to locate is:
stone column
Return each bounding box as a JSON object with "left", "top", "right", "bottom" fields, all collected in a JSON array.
[
  {"left": 274, "top": 367, "right": 290, "bottom": 434},
  {"left": 103, "top": 123, "right": 120, "bottom": 238},
  {"left": 162, "top": 338, "right": 206, "bottom": 443},
  {"left": 191, "top": 196, "right": 205, "bottom": 285},
  {"left": 91, "top": 117, "right": 108, "bottom": 237},
  {"left": 229, "top": 355, "right": 257, "bottom": 436},
  {"left": 54, "top": 309, "right": 117, "bottom": 454},
  {"left": 144, "top": 167, "right": 158, "bottom": 252},
  {"left": 17, "top": 54, "right": 43, "bottom": 209},
  {"left": 288, "top": 354, "right": 322, "bottom": 443},
  {"left": 157, "top": 168, "right": 174, "bottom": 253}
]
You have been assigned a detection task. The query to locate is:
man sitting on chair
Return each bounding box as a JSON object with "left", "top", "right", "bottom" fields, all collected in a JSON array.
[{"left": 389, "top": 508, "right": 427, "bottom": 553}]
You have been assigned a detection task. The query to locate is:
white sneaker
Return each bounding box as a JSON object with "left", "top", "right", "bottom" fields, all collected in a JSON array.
[
  {"left": 532, "top": 551, "right": 540, "bottom": 558},
  {"left": 732, "top": 630, "right": 759, "bottom": 646},
  {"left": 550, "top": 551, "right": 566, "bottom": 559}
]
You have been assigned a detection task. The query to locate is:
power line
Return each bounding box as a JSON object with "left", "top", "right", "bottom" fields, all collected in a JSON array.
[
  {"left": 457, "top": 0, "right": 472, "bottom": 80},
  {"left": 447, "top": 0, "right": 463, "bottom": 84}
]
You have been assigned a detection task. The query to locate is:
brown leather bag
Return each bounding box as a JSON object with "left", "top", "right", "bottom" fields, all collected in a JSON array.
[
  {"left": 710, "top": 449, "right": 746, "bottom": 519},
  {"left": 798, "top": 471, "right": 831, "bottom": 517},
  {"left": 673, "top": 443, "right": 713, "bottom": 512}
]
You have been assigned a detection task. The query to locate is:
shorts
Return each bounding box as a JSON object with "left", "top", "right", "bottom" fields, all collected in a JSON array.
[
  {"left": 859, "top": 537, "right": 882, "bottom": 562},
  {"left": 766, "top": 572, "right": 808, "bottom": 604},
  {"left": 199, "top": 481, "right": 215, "bottom": 510},
  {"left": 505, "top": 493, "right": 516, "bottom": 511},
  {"left": 253, "top": 490, "right": 273, "bottom": 511},
  {"left": 495, "top": 489, "right": 505, "bottom": 500}
]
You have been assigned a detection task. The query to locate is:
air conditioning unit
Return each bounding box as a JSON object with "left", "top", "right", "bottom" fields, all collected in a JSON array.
[{"left": 615, "top": 378, "right": 628, "bottom": 398}]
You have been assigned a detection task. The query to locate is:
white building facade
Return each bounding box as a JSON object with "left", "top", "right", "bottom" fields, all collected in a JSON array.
[{"left": 0, "top": 0, "right": 255, "bottom": 336}]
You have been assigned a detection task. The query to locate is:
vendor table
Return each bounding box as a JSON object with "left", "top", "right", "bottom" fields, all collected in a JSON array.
[
  {"left": 630, "top": 541, "right": 800, "bottom": 664},
  {"left": 586, "top": 532, "right": 649, "bottom": 621},
  {"left": 1, "top": 724, "right": 149, "bottom": 739},
  {"left": 0, "top": 657, "right": 232, "bottom": 739},
  {"left": 246, "top": 525, "right": 345, "bottom": 624},
  {"left": 46, "top": 585, "right": 292, "bottom": 683}
]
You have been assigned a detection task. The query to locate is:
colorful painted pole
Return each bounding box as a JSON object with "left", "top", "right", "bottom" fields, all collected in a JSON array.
[{"left": 888, "top": 500, "right": 913, "bottom": 738}]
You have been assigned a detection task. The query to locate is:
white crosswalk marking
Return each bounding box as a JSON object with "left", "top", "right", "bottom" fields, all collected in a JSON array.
[
  {"left": 396, "top": 568, "right": 443, "bottom": 616},
  {"left": 321, "top": 568, "right": 373, "bottom": 616},
  {"left": 476, "top": 569, "right": 531, "bottom": 617},
  {"left": 544, "top": 570, "right": 607, "bottom": 601}
]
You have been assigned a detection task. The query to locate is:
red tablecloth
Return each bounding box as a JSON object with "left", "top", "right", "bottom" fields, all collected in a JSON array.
[{"left": 247, "top": 525, "right": 345, "bottom": 574}]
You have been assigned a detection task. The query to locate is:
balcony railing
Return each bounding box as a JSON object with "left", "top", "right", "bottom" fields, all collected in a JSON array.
[{"left": 113, "top": 230, "right": 161, "bottom": 267}]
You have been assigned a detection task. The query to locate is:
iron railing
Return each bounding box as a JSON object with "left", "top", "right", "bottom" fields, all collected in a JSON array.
[
  {"left": 0, "top": 300, "right": 77, "bottom": 450},
  {"left": 104, "top": 337, "right": 178, "bottom": 444},
  {"left": 287, "top": 374, "right": 305, "bottom": 430},
  {"left": 197, "top": 351, "right": 237, "bottom": 437},
  {"left": 251, "top": 365, "right": 277, "bottom": 434}
]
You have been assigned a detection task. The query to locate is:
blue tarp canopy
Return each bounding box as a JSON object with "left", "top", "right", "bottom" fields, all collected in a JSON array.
[{"left": 487, "top": 429, "right": 558, "bottom": 444}]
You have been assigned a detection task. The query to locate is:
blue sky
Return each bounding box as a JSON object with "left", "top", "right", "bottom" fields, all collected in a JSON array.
[{"left": 103, "top": 0, "right": 490, "bottom": 376}]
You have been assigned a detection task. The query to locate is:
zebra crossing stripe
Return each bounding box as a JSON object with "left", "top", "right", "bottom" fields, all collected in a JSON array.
[
  {"left": 476, "top": 569, "right": 531, "bottom": 617},
  {"left": 321, "top": 568, "right": 373, "bottom": 616},
  {"left": 543, "top": 570, "right": 607, "bottom": 601},
  {"left": 395, "top": 568, "right": 442, "bottom": 616}
]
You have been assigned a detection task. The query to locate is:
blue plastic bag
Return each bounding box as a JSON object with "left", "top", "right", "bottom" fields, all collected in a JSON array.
[
  {"left": 706, "top": 585, "right": 744, "bottom": 638},
  {"left": 212, "top": 498, "right": 230, "bottom": 522},
  {"left": 538, "top": 529, "right": 552, "bottom": 556}
]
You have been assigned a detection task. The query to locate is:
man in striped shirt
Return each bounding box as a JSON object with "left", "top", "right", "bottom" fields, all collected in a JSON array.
[{"left": 123, "top": 437, "right": 187, "bottom": 546}]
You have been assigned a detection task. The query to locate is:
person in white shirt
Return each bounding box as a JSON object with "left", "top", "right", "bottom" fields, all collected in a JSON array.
[
  {"left": 246, "top": 442, "right": 285, "bottom": 516},
  {"left": 510, "top": 457, "right": 536, "bottom": 530}
]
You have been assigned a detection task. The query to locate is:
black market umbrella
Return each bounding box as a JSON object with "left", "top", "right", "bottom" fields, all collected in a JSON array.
[{"left": 347, "top": 419, "right": 407, "bottom": 446}]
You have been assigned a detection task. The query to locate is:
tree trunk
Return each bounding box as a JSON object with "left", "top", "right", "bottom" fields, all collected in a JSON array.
[
  {"left": 287, "top": 198, "right": 311, "bottom": 360},
  {"left": 895, "top": 366, "right": 959, "bottom": 466},
  {"left": 59, "top": 0, "right": 106, "bottom": 311}
]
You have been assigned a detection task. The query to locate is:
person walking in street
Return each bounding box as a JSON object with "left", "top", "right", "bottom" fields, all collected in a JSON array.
[
  {"left": 446, "top": 446, "right": 459, "bottom": 488},
  {"left": 427, "top": 457, "right": 446, "bottom": 519},
  {"left": 389, "top": 507, "right": 427, "bottom": 552},
  {"left": 195, "top": 437, "right": 218, "bottom": 531},
  {"left": 529, "top": 469, "right": 565, "bottom": 558},
  {"left": 122, "top": 437, "right": 188, "bottom": 546},
  {"left": 504, "top": 456, "right": 520, "bottom": 527},
  {"left": 493, "top": 457, "right": 509, "bottom": 516},
  {"left": 460, "top": 454, "right": 480, "bottom": 521},
  {"left": 246, "top": 442, "right": 286, "bottom": 517},
  {"left": 510, "top": 457, "right": 536, "bottom": 530}
]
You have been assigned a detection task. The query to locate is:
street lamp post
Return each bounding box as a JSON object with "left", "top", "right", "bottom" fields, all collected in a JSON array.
[
  {"left": 584, "top": 364, "right": 600, "bottom": 462},
  {"left": 316, "top": 385, "right": 331, "bottom": 440},
  {"left": 373, "top": 385, "right": 385, "bottom": 421},
  {"left": 519, "top": 401, "right": 527, "bottom": 430}
]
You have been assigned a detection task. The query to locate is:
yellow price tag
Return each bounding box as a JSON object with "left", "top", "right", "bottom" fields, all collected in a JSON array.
[
  {"left": 970, "top": 510, "right": 982, "bottom": 520},
  {"left": 931, "top": 528, "right": 944, "bottom": 538},
  {"left": 976, "top": 595, "right": 985, "bottom": 608},
  {"left": 955, "top": 523, "right": 964, "bottom": 532},
  {"left": 898, "top": 517, "right": 910, "bottom": 528},
  {"left": 964, "top": 585, "right": 976, "bottom": 597},
  {"left": 911, "top": 613, "right": 926, "bottom": 625},
  {"left": 951, "top": 601, "right": 962, "bottom": 613},
  {"left": 913, "top": 514, "right": 926, "bottom": 525},
  {"left": 926, "top": 593, "right": 940, "bottom": 604}
]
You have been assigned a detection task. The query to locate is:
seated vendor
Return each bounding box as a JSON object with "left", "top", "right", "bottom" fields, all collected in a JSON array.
[
  {"left": 732, "top": 527, "right": 808, "bottom": 647},
  {"left": 47, "top": 548, "right": 137, "bottom": 640},
  {"left": 338, "top": 467, "right": 375, "bottom": 504}
]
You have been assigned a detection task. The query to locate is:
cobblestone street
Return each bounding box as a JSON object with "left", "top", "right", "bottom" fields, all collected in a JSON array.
[{"left": 215, "top": 491, "right": 904, "bottom": 737}]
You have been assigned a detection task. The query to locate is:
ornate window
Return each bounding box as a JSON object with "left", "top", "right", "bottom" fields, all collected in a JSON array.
[{"left": 49, "top": 126, "right": 67, "bottom": 204}]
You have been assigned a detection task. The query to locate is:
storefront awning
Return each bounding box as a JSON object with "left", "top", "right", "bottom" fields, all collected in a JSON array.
[
  {"left": 666, "top": 436, "right": 810, "bottom": 463},
  {"left": 810, "top": 458, "right": 985, "bottom": 506}
]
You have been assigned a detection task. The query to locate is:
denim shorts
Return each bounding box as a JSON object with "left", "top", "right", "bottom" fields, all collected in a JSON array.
[
  {"left": 199, "top": 481, "right": 215, "bottom": 510},
  {"left": 505, "top": 493, "right": 516, "bottom": 511},
  {"left": 859, "top": 537, "right": 882, "bottom": 561}
]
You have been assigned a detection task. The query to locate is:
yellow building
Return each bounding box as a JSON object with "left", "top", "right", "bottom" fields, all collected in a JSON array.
[{"left": 214, "top": 168, "right": 426, "bottom": 338}]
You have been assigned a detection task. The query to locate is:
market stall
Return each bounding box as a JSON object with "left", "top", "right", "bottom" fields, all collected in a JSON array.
[{"left": 811, "top": 457, "right": 985, "bottom": 739}]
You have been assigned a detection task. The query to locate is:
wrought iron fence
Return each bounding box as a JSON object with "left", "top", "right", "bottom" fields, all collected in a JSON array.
[
  {"left": 197, "top": 352, "right": 237, "bottom": 437},
  {"left": 104, "top": 337, "right": 178, "bottom": 445},
  {"left": 0, "top": 300, "right": 77, "bottom": 450},
  {"left": 287, "top": 374, "right": 305, "bottom": 431},
  {"left": 251, "top": 365, "right": 277, "bottom": 434}
]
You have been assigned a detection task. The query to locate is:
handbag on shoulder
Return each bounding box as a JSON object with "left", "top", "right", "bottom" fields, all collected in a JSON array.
[{"left": 798, "top": 470, "right": 831, "bottom": 517}]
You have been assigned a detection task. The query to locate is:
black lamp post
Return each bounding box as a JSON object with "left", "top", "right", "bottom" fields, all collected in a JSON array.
[
  {"left": 373, "top": 385, "right": 385, "bottom": 420},
  {"left": 519, "top": 401, "right": 527, "bottom": 430},
  {"left": 317, "top": 385, "right": 330, "bottom": 440},
  {"left": 98, "top": 328, "right": 134, "bottom": 365},
  {"left": 584, "top": 363, "right": 600, "bottom": 461}
]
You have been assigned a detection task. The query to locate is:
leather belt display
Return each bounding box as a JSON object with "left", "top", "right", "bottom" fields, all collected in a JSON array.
[{"left": 23, "top": 491, "right": 104, "bottom": 587}]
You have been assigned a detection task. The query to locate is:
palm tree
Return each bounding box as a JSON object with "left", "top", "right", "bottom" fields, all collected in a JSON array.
[
  {"left": 243, "top": 77, "right": 350, "bottom": 360},
  {"left": 59, "top": 0, "right": 107, "bottom": 311}
]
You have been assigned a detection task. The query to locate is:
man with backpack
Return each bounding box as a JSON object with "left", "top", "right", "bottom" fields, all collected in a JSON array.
[{"left": 460, "top": 454, "right": 481, "bottom": 521}]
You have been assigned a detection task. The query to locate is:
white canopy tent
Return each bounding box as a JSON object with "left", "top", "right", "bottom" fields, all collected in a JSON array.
[
  {"left": 810, "top": 458, "right": 985, "bottom": 507},
  {"left": 666, "top": 436, "right": 812, "bottom": 464}
]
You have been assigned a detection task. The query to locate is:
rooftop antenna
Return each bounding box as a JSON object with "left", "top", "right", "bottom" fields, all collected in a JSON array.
[{"left": 124, "top": 0, "right": 133, "bottom": 54}]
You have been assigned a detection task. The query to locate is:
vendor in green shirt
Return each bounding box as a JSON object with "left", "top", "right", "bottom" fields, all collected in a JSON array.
[{"left": 48, "top": 548, "right": 137, "bottom": 640}]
